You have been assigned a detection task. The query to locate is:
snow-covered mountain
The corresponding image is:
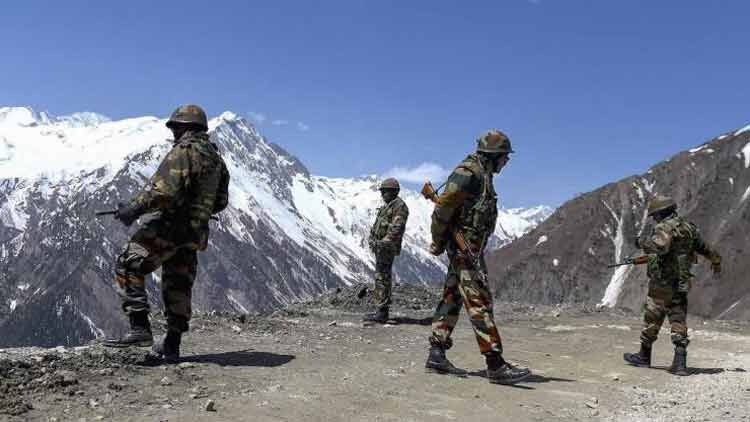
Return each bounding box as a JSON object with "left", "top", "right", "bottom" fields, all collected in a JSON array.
[{"left": 0, "top": 106, "right": 552, "bottom": 347}]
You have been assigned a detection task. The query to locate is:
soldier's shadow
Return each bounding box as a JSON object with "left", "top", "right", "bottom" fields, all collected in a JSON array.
[
  {"left": 466, "top": 370, "right": 576, "bottom": 390},
  {"left": 390, "top": 316, "right": 433, "bottom": 326},
  {"left": 180, "top": 350, "right": 295, "bottom": 367},
  {"left": 650, "top": 365, "right": 726, "bottom": 375}
]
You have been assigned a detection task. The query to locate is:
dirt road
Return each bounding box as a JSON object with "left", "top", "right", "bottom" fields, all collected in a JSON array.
[{"left": 2, "top": 289, "right": 748, "bottom": 422}]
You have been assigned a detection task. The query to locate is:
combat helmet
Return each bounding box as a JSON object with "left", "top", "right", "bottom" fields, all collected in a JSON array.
[
  {"left": 379, "top": 178, "right": 400, "bottom": 191},
  {"left": 647, "top": 196, "right": 677, "bottom": 216},
  {"left": 477, "top": 129, "right": 514, "bottom": 154},
  {"left": 166, "top": 104, "right": 208, "bottom": 131}
]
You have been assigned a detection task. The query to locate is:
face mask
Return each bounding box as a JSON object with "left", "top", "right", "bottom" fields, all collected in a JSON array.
[
  {"left": 170, "top": 128, "right": 187, "bottom": 143},
  {"left": 381, "top": 190, "right": 397, "bottom": 203},
  {"left": 484, "top": 154, "right": 509, "bottom": 173}
]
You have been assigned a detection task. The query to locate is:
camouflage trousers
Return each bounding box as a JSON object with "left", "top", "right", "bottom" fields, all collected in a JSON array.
[
  {"left": 115, "top": 224, "right": 197, "bottom": 333},
  {"left": 640, "top": 284, "right": 689, "bottom": 348},
  {"left": 429, "top": 255, "right": 503, "bottom": 355},
  {"left": 373, "top": 251, "right": 395, "bottom": 311}
]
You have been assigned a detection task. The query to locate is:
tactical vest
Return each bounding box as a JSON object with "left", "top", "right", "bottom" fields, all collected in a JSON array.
[
  {"left": 165, "top": 133, "right": 226, "bottom": 250},
  {"left": 647, "top": 215, "right": 699, "bottom": 291},
  {"left": 456, "top": 155, "right": 498, "bottom": 249},
  {"left": 370, "top": 197, "right": 406, "bottom": 254}
]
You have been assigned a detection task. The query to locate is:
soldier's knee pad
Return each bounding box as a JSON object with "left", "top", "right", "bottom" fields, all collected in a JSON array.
[{"left": 116, "top": 251, "right": 148, "bottom": 277}]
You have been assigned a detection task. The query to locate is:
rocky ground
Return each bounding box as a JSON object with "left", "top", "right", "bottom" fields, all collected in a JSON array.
[{"left": 1, "top": 284, "right": 748, "bottom": 422}]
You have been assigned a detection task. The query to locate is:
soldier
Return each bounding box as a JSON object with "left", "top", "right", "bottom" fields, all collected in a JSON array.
[
  {"left": 102, "top": 104, "right": 230, "bottom": 363},
  {"left": 624, "top": 196, "right": 721, "bottom": 375},
  {"left": 425, "top": 129, "right": 532, "bottom": 385},
  {"left": 364, "top": 178, "right": 410, "bottom": 323}
]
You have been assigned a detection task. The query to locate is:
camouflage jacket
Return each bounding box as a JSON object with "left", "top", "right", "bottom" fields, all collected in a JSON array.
[
  {"left": 369, "top": 196, "right": 409, "bottom": 255},
  {"left": 431, "top": 154, "right": 498, "bottom": 251},
  {"left": 639, "top": 214, "right": 721, "bottom": 291},
  {"left": 130, "top": 131, "right": 230, "bottom": 250}
]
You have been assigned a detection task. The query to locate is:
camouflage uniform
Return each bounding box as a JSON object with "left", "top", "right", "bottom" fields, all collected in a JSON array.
[
  {"left": 638, "top": 214, "right": 721, "bottom": 348},
  {"left": 429, "top": 153, "right": 503, "bottom": 355},
  {"left": 368, "top": 195, "right": 409, "bottom": 312},
  {"left": 115, "top": 130, "right": 230, "bottom": 333}
]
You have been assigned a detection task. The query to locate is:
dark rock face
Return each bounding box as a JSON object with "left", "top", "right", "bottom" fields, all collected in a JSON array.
[{"left": 487, "top": 126, "right": 750, "bottom": 320}]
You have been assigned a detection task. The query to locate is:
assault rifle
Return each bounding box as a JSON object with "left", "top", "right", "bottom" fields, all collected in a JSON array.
[
  {"left": 95, "top": 209, "right": 219, "bottom": 221},
  {"left": 607, "top": 255, "right": 650, "bottom": 268},
  {"left": 421, "top": 181, "right": 486, "bottom": 281}
]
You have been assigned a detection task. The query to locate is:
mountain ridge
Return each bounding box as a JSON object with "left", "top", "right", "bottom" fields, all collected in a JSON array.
[
  {"left": 487, "top": 123, "right": 750, "bottom": 320},
  {"left": 0, "top": 106, "right": 551, "bottom": 347}
]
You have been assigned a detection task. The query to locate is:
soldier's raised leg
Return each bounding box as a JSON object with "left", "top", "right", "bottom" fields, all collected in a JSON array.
[{"left": 103, "top": 231, "right": 178, "bottom": 348}]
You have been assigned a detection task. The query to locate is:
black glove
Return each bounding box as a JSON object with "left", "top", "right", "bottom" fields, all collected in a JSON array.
[{"left": 115, "top": 202, "right": 142, "bottom": 227}]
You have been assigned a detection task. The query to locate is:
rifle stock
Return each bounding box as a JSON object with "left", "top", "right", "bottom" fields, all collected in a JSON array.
[{"left": 607, "top": 255, "right": 650, "bottom": 268}]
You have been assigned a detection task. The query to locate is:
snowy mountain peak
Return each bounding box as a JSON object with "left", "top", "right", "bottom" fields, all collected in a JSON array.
[
  {"left": 56, "top": 112, "right": 111, "bottom": 127},
  {"left": 0, "top": 107, "right": 53, "bottom": 127}
]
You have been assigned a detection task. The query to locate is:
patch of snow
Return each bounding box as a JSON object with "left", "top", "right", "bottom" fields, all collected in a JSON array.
[
  {"left": 729, "top": 177, "right": 734, "bottom": 186},
  {"left": 9, "top": 299, "right": 17, "bottom": 312},
  {"left": 735, "top": 124, "right": 750, "bottom": 136},
  {"left": 741, "top": 142, "right": 750, "bottom": 168},
  {"left": 78, "top": 311, "right": 105, "bottom": 338},
  {"left": 741, "top": 186, "right": 750, "bottom": 203},
  {"left": 17, "top": 283, "right": 30, "bottom": 291},
  {"left": 227, "top": 294, "right": 249, "bottom": 314},
  {"left": 536, "top": 235, "right": 548, "bottom": 246},
  {"left": 553, "top": 258, "right": 559, "bottom": 267},
  {"left": 598, "top": 200, "right": 634, "bottom": 308}
]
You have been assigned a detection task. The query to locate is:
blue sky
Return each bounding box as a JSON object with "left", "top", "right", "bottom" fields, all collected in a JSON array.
[{"left": 1, "top": 1, "right": 748, "bottom": 207}]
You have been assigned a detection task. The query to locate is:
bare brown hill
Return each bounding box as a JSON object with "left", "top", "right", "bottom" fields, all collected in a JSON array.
[{"left": 487, "top": 125, "right": 750, "bottom": 320}]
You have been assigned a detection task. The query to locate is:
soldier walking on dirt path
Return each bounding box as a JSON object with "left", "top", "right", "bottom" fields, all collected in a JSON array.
[
  {"left": 624, "top": 196, "right": 721, "bottom": 376},
  {"left": 364, "top": 178, "right": 410, "bottom": 323},
  {"left": 425, "top": 129, "right": 532, "bottom": 385},
  {"left": 101, "top": 104, "right": 230, "bottom": 364}
]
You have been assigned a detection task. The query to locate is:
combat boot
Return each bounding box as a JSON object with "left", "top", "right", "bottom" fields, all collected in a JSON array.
[
  {"left": 424, "top": 345, "right": 468, "bottom": 377},
  {"left": 668, "top": 346, "right": 689, "bottom": 376},
  {"left": 101, "top": 312, "right": 153, "bottom": 348},
  {"left": 151, "top": 330, "right": 182, "bottom": 364},
  {"left": 363, "top": 308, "right": 389, "bottom": 324},
  {"left": 623, "top": 344, "right": 652, "bottom": 367},
  {"left": 485, "top": 352, "right": 532, "bottom": 385}
]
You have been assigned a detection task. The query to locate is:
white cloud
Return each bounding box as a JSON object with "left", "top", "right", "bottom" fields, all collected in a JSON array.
[
  {"left": 271, "top": 119, "right": 289, "bottom": 126},
  {"left": 297, "top": 122, "right": 310, "bottom": 132},
  {"left": 247, "top": 112, "right": 266, "bottom": 124},
  {"left": 384, "top": 162, "right": 450, "bottom": 184}
]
